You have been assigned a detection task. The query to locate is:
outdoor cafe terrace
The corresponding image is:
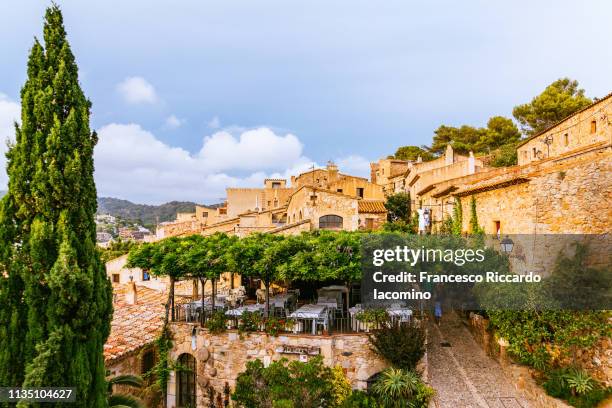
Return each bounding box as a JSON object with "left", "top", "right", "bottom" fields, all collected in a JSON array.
[{"left": 170, "top": 280, "right": 419, "bottom": 336}]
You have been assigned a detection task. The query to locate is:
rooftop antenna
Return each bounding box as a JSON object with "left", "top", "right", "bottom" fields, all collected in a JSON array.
[{"left": 311, "top": 163, "right": 315, "bottom": 186}]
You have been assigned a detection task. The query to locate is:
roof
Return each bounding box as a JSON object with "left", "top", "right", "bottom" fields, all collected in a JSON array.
[
  {"left": 516, "top": 91, "right": 612, "bottom": 148},
  {"left": 416, "top": 184, "right": 436, "bottom": 197},
  {"left": 358, "top": 200, "right": 387, "bottom": 214},
  {"left": 432, "top": 185, "right": 458, "bottom": 198},
  {"left": 104, "top": 285, "right": 167, "bottom": 363},
  {"left": 453, "top": 177, "right": 530, "bottom": 197}
]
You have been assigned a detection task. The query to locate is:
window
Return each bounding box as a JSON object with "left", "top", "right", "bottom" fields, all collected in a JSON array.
[
  {"left": 494, "top": 221, "right": 501, "bottom": 237},
  {"left": 141, "top": 349, "right": 156, "bottom": 375},
  {"left": 564, "top": 133, "right": 569, "bottom": 146},
  {"left": 267, "top": 201, "right": 271, "bottom": 207},
  {"left": 590, "top": 120, "right": 597, "bottom": 134},
  {"left": 532, "top": 147, "right": 537, "bottom": 159},
  {"left": 272, "top": 182, "right": 281, "bottom": 189},
  {"left": 319, "top": 215, "right": 343, "bottom": 230},
  {"left": 299, "top": 211, "right": 303, "bottom": 221},
  {"left": 142, "top": 270, "right": 150, "bottom": 281},
  {"left": 112, "top": 274, "right": 120, "bottom": 283},
  {"left": 357, "top": 187, "right": 364, "bottom": 198},
  {"left": 177, "top": 353, "right": 196, "bottom": 408},
  {"left": 202, "top": 211, "right": 208, "bottom": 217},
  {"left": 336, "top": 189, "right": 343, "bottom": 193},
  {"left": 219, "top": 208, "right": 227, "bottom": 215}
]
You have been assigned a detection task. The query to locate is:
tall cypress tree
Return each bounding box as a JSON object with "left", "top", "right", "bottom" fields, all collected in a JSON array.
[{"left": 0, "top": 5, "right": 112, "bottom": 407}]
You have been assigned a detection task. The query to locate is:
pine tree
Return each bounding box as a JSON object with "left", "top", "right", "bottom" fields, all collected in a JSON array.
[{"left": 0, "top": 5, "right": 112, "bottom": 407}]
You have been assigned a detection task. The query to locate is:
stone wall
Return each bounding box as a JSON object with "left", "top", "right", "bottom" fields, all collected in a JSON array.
[
  {"left": 467, "top": 313, "right": 612, "bottom": 408},
  {"left": 517, "top": 94, "right": 611, "bottom": 166},
  {"left": 466, "top": 313, "right": 573, "bottom": 408},
  {"left": 461, "top": 146, "right": 612, "bottom": 235},
  {"left": 166, "top": 323, "right": 387, "bottom": 408}
]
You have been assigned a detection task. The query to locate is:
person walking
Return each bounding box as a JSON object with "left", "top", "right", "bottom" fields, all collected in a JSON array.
[{"left": 434, "top": 300, "right": 442, "bottom": 325}]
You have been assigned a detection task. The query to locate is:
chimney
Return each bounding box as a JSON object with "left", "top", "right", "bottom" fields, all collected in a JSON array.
[
  {"left": 326, "top": 160, "right": 339, "bottom": 182},
  {"left": 126, "top": 277, "right": 137, "bottom": 305},
  {"left": 468, "top": 151, "right": 475, "bottom": 174},
  {"left": 445, "top": 144, "right": 454, "bottom": 165}
]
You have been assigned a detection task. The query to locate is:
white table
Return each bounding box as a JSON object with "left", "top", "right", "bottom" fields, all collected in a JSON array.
[
  {"left": 387, "top": 307, "right": 412, "bottom": 323},
  {"left": 289, "top": 304, "right": 329, "bottom": 335},
  {"left": 225, "top": 303, "right": 265, "bottom": 317}
]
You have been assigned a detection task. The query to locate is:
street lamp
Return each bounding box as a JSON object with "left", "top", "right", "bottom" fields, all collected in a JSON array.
[{"left": 500, "top": 236, "right": 514, "bottom": 254}]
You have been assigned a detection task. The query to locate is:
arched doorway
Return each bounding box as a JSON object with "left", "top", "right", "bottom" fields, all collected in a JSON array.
[{"left": 177, "top": 353, "right": 196, "bottom": 408}]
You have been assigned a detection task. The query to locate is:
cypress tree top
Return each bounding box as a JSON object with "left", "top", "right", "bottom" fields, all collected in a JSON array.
[{"left": 0, "top": 5, "right": 112, "bottom": 407}]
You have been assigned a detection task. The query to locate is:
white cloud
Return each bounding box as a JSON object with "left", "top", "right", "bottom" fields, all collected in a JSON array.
[
  {"left": 207, "top": 116, "right": 220, "bottom": 129},
  {"left": 116, "top": 76, "right": 158, "bottom": 104},
  {"left": 95, "top": 124, "right": 311, "bottom": 203},
  {"left": 165, "top": 114, "right": 183, "bottom": 129},
  {"left": 94, "top": 123, "right": 373, "bottom": 204},
  {"left": 335, "top": 155, "right": 371, "bottom": 179},
  {"left": 197, "top": 128, "right": 303, "bottom": 172},
  {"left": 0, "top": 94, "right": 20, "bottom": 188}
]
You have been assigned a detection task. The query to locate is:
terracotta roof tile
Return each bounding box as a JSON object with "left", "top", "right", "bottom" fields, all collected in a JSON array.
[
  {"left": 104, "top": 285, "right": 168, "bottom": 363},
  {"left": 358, "top": 200, "right": 387, "bottom": 214}
]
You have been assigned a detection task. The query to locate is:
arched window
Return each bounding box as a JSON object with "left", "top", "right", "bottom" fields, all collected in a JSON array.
[
  {"left": 177, "top": 353, "right": 196, "bottom": 408},
  {"left": 319, "top": 215, "right": 343, "bottom": 230},
  {"left": 299, "top": 211, "right": 303, "bottom": 221}
]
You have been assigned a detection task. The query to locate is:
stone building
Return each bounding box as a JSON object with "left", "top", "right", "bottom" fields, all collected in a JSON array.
[
  {"left": 370, "top": 158, "right": 411, "bottom": 194},
  {"left": 106, "top": 254, "right": 170, "bottom": 290},
  {"left": 516, "top": 92, "right": 612, "bottom": 165},
  {"left": 159, "top": 162, "right": 387, "bottom": 238}
]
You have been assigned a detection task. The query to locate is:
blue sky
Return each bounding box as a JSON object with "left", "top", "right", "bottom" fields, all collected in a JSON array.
[{"left": 1, "top": 0, "right": 611, "bottom": 204}]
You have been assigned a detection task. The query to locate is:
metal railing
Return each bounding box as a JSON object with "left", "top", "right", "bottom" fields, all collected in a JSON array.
[{"left": 171, "top": 305, "right": 409, "bottom": 335}]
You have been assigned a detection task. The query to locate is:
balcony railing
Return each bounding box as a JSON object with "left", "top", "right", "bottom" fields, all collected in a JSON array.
[{"left": 172, "top": 305, "right": 405, "bottom": 335}]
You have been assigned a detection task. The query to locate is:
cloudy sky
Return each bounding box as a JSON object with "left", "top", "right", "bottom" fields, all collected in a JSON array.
[{"left": 1, "top": 1, "right": 611, "bottom": 204}]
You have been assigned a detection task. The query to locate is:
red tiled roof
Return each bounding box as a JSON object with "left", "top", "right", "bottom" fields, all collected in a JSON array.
[
  {"left": 104, "top": 285, "right": 168, "bottom": 363},
  {"left": 358, "top": 200, "right": 387, "bottom": 214}
]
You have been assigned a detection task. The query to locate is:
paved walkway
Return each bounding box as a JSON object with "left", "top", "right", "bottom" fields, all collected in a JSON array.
[{"left": 426, "top": 311, "right": 532, "bottom": 408}]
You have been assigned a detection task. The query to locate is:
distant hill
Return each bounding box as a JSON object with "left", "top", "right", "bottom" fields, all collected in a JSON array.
[{"left": 97, "top": 197, "right": 200, "bottom": 226}]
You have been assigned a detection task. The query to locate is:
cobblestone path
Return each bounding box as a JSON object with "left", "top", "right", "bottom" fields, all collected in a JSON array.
[{"left": 426, "top": 312, "right": 532, "bottom": 408}]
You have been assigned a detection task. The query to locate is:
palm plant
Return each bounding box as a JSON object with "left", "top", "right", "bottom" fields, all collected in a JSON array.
[
  {"left": 563, "top": 369, "right": 595, "bottom": 396},
  {"left": 372, "top": 368, "right": 421, "bottom": 407},
  {"left": 107, "top": 374, "right": 146, "bottom": 408}
]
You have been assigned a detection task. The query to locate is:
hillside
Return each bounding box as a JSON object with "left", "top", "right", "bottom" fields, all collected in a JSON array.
[{"left": 97, "top": 197, "right": 200, "bottom": 226}]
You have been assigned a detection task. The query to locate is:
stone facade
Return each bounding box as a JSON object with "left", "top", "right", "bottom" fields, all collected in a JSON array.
[
  {"left": 167, "top": 323, "right": 387, "bottom": 408},
  {"left": 517, "top": 92, "right": 612, "bottom": 166}
]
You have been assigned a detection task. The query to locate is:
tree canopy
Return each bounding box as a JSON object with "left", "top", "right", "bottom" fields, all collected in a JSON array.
[
  {"left": 512, "top": 78, "right": 592, "bottom": 136},
  {"left": 0, "top": 5, "right": 112, "bottom": 406},
  {"left": 384, "top": 192, "right": 411, "bottom": 223},
  {"left": 390, "top": 146, "right": 435, "bottom": 162},
  {"left": 430, "top": 116, "right": 521, "bottom": 156}
]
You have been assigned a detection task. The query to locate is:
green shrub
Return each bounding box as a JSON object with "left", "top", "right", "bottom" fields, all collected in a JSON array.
[
  {"left": 339, "top": 390, "right": 381, "bottom": 408},
  {"left": 372, "top": 368, "right": 433, "bottom": 408},
  {"left": 369, "top": 323, "right": 426, "bottom": 371},
  {"left": 232, "top": 356, "right": 334, "bottom": 408},
  {"left": 238, "top": 311, "right": 262, "bottom": 334},
  {"left": 356, "top": 308, "right": 389, "bottom": 326},
  {"left": 543, "top": 368, "right": 611, "bottom": 408},
  {"left": 205, "top": 310, "right": 227, "bottom": 334},
  {"left": 264, "top": 317, "right": 286, "bottom": 337}
]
